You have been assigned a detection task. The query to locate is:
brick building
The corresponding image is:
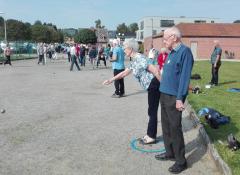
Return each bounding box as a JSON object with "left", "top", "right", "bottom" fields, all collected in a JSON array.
[
  {"left": 136, "top": 16, "right": 219, "bottom": 42},
  {"left": 145, "top": 23, "right": 240, "bottom": 60}
]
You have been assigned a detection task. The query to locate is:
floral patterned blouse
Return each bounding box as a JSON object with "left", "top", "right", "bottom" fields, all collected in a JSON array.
[{"left": 128, "top": 53, "right": 154, "bottom": 90}]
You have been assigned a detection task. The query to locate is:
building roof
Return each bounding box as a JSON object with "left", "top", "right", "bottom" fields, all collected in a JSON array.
[{"left": 154, "top": 23, "right": 240, "bottom": 38}]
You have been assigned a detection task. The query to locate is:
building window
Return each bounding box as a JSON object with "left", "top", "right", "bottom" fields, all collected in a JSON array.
[
  {"left": 194, "top": 20, "right": 206, "bottom": 23},
  {"left": 140, "top": 21, "right": 144, "bottom": 30},
  {"left": 140, "top": 32, "right": 144, "bottom": 40},
  {"left": 152, "top": 30, "right": 157, "bottom": 36},
  {"left": 160, "top": 20, "right": 174, "bottom": 27}
]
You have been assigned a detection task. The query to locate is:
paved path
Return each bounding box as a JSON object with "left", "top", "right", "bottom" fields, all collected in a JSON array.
[{"left": 0, "top": 56, "right": 221, "bottom": 175}]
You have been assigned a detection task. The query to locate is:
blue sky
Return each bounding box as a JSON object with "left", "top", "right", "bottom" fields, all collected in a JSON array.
[{"left": 0, "top": 0, "right": 239, "bottom": 30}]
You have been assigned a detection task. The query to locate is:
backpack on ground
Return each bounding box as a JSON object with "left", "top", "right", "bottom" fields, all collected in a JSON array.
[
  {"left": 191, "top": 74, "right": 201, "bottom": 80},
  {"left": 198, "top": 107, "right": 230, "bottom": 129},
  {"left": 227, "top": 133, "right": 240, "bottom": 151},
  {"left": 192, "top": 86, "right": 201, "bottom": 94}
]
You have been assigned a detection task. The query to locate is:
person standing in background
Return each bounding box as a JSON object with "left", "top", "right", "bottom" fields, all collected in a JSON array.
[
  {"left": 89, "top": 45, "right": 97, "bottom": 68},
  {"left": 4, "top": 44, "right": 12, "bottom": 66},
  {"left": 37, "top": 43, "right": 44, "bottom": 65},
  {"left": 157, "top": 47, "right": 168, "bottom": 74},
  {"left": 70, "top": 44, "right": 80, "bottom": 71},
  {"left": 109, "top": 39, "right": 125, "bottom": 98},
  {"left": 66, "top": 44, "right": 71, "bottom": 62},
  {"left": 209, "top": 40, "right": 222, "bottom": 86}
]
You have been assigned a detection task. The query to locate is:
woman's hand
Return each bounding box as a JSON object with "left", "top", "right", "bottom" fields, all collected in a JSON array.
[
  {"left": 102, "top": 79, "right": 113, "bottom": 85},
  {"left": 103, "top": 69, "right": 131, "bottom": 86},
  {"left": 148, "top": 64, "right": 161, "bottom": 81}
]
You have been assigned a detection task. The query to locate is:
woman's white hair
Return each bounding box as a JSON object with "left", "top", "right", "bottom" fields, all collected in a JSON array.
[
  {"left": 123, "top": 38, "right": 139, "bottom": 52},
  {"left": 164, "top": 26, "right": 182, "bottom": 39}
]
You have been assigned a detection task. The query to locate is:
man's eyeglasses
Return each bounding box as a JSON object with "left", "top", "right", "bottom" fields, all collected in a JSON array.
[{"left": 163, "top": 34, "right": 174, "bottom": 41}]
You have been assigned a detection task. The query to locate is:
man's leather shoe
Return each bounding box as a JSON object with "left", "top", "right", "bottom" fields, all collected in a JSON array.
[
  {"left": 168, "top": 162, "right": 187, "bottom": 174},
  {"left": 155, "top": 153, "right": 175, "bottom": 161}
]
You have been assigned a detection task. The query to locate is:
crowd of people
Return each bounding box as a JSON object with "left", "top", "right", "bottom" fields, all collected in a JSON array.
[
  {"left": 36, "top": 43, "right": 64, "bottom": 65},
  {"left": 63, "top": 43, "right": 112, "bottom": 71}
]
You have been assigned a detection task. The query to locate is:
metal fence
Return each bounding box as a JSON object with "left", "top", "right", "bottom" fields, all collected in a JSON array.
[{"left": 0, "top": 41, "right": 38, "bottom": 62}]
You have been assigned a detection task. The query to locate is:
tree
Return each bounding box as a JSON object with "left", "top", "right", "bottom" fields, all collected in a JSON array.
[
  {"left": 57, "top": 30, "right": 64, "bottom": 43},
  {"left": 128, "top": 23, "right": 139, "bottom": 33},
  {"left": 34, "top": 20, "right": 42, "bottom": 25},
  {"left": 24, "top": 23, "right": 32, "bottom": 41},
  {"left": 95, "top": 19, "right": 105, "bottom": 29},
  {"left": 74, "top": 29, "right": 97, "bottom": 44},
  {"left": 25, "top": 22, "right": 31, "bottom": 27},
  {"left": 31, "top": 24, "right": 49, "bottom": 42},
  {"left": 52, "top": 25, "right": 57, "bottom": 31},
  {"left": 31, "top": 24, "right": 63, "bottom": 43},
  {"left": 50, "top": 28, "right": 63, "bottom": 43},
  {"left": 0, "top": 16, "right": 4, "bottom": 26},
  {"left": 233, "top": 20, "right": 240, "bottom": 23},
  {"left": 0, "top": 16, "right": 4, "bottom": 40},
  {"left": 138, "top": 42, "right": 144, "bottom": 54},
  {"left": 6, "top": 19, "right": 31, "bottom": 41},
  {"left": 116, "top": 23, "right": 129, "bottom": 34}
]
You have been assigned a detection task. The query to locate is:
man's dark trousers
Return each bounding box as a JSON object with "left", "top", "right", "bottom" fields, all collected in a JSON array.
[
  {"left": 4, "top": 56, "right": 11, "bottom": 65},
  {"left": 70, "top": 55, "right": 80, "bottom": 71},
  {"left": 113, "top": 69, "right": 125, "bottom": 95},
  {"left": 160, "top": 93, "right": 186, "bottom": 165},
  {"left": 211, "top": 64, "right": 220, "bottom": 85}
]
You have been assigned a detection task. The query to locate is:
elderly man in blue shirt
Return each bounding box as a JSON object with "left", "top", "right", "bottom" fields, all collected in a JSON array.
[{"left": 155, "top": 26, "right": 194, "bottom": 174}]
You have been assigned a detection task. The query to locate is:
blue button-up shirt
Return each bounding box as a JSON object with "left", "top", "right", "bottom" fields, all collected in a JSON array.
[{"left": 159, "top": 44, "right": 194, "bottom": 100}]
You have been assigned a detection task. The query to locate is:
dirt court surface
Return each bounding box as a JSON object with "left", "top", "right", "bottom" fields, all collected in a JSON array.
[{"left": 0, "top": 57, "right": 221, "bottom": 175}]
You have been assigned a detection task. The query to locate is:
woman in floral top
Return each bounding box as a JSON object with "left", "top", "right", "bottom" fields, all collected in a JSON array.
[{"left": 103, "top": 39, "right": 161, "bottom": 144}]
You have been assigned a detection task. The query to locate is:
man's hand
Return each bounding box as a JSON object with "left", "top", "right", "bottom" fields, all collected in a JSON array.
[
  {"left": 176, "top": 100, "right": 185, "bottom": 111},
  {"left": 109, "top": 59, "right": 114, "bottom": 62},
  {"left": 110, "top": 55, "right": 117, "bottom": 62},
  {"left": 214, "top": 63, "right": 217, "bottom": 68}
]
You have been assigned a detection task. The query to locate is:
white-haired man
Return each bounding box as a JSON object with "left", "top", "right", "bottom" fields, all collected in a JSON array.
[
  {"left": 155, "top": 26, "right": 194, "bottom": 174},
  {"left": 210, "top": 40, "right": 222, "bottom": 86},
  {"left": 109, "top": 39, "right": 125, "bottom": 98}
]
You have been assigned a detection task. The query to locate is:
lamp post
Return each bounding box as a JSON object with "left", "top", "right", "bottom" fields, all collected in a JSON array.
[
  {"left": 151, "top": 18, "right": 153, "bottom": 46},
  {"left": 0, "top": 12, "right": 7, "bottom": 43}
]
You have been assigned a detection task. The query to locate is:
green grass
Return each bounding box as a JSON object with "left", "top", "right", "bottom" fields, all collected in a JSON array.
[{"left": 188, "top": 61, "right": 240, "bottom": 175}]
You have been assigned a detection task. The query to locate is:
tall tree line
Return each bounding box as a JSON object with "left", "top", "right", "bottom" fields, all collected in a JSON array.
[
  {"left": 116, "top": 22, "right": 138, "bottom": 34},
  {"left": 0, "top": 17, "right": 63, "bottom": 43}
]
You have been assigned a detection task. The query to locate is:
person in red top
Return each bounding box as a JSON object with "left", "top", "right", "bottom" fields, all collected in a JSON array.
[
  {"left": 75, "top": 44, "right": 80, "bottom": 63},
  {"left": 157, "top": 47, "right": 168, "bottom": 72}
]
